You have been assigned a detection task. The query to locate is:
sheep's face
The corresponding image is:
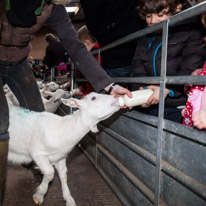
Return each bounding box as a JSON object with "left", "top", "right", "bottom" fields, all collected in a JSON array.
[
  {"left": 46, "top": 82, "right": 60, "bottom": 91},
  {"left": 83, "top": 93, "right": 120, "bottom": 121},
  {"left": 61, "top": 92, "right": 120, "bottom": 132},
  {"left": 37, "top": 81, "right": 45, "bottom": 89}
]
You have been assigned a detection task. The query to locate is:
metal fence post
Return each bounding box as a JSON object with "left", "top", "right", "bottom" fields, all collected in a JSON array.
[{"left": 154, "top": 19, "right": 169, "bottom": 206}]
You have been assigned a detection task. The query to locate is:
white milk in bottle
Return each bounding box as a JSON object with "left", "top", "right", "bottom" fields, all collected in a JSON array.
[{"left": 118, "top": 89, "right": 153, "bottom": 107}]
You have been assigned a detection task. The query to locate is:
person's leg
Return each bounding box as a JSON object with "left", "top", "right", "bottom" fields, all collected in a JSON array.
[
  {"left": 6, "top": 59, "right": 45, "bottom": 112},
  {"left": 0, "top": 75, "right": 9, "bottom": 205}
]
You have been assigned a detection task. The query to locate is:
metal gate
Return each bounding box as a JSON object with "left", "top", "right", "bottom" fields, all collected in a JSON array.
[{"left": 69, "top": 2, "right": 206, "bottom": 205}]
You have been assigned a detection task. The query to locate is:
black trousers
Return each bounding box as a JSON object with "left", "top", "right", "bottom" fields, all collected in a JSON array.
[{"left": 0, "top": 58, "right": 45, "bottom": 139}]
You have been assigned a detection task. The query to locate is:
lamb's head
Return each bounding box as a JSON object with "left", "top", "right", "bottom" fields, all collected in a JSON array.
[
  {"left": 61, "top": 92, "right": 120, "bottom": 132},
  {"left": 52, "top": 89, "right": 71, "bottom": 103},
  {"left": 45, "top": 81, "right": 59, "bottom": 92},
  {"left": 37, "top": 81, "right": 45, "bottom": 89}
]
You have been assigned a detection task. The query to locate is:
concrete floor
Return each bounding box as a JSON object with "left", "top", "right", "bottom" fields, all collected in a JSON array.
[{"left": 4, "top": 146, "right": 122, "bottom": 206}]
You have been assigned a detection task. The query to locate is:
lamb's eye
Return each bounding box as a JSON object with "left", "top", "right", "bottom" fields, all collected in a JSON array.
[{"left": 91, "top": 96, "right": 96, "bottom": 101}]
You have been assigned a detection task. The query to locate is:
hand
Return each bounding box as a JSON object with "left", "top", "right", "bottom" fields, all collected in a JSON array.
[
  {"left": 191, "top": 68, "right": 202, "bottom": 76},
  {"left": 184, "top": 68, "right": 203, "bottom": 94},
  {"left": 105, "top": 84, "right": 132, "bottom": 98},
  {"left": 104, "top": 84, "right": 132, "bottom": 108},
  {"left": 192, "top": 110, "right": 206, "bottom": 130},
  {"left": 181, "top": 108, "right": 185, "bottom": 117},
  {"left": 141, "top": 85, "right": 170, "bottom": 108}
]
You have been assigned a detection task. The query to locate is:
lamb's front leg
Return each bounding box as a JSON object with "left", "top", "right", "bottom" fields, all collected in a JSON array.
[
  {"left": 32, "top": 156, "right": 55, "bottom": 205},
  {"left": 55, "top": 158, "right": 76, "bottom": 206}
]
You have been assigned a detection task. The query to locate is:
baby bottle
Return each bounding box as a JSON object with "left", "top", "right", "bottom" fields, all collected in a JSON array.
[{"left": 118, "top": 89, "right": 153, "bottom": 107}]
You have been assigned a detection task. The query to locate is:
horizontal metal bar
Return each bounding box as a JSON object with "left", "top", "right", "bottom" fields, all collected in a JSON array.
[
  {"left": 99, "top": 124, "right": 156, "bottom": 165},
  {"left": 77, "top": 75, "right": 206, "bottom": 85},
  {"left": 165, "top": 76, "right": 206, "bottom": 85},
  {"left": 162, "top": 162, "right": 206, "bottom": 200},
  {"left": 123, "top": 111, "right": 206, "bottom": 145}
]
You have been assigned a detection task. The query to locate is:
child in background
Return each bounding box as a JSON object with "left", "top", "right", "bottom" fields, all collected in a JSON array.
[
  {"left": 77, "top": 25, "right": 102, "bottom": 96},
  {"left": 130, "top": 0, "right": 206, "bottom": 123},
  {"left": 78, "top": 25, "right": 102, "bottom": 64},
  {"left": 183, "top": 0, "right": 206, "bottom": 129},
  {"left": 183, "top": 65, "right": 206, "bottom": 128}
]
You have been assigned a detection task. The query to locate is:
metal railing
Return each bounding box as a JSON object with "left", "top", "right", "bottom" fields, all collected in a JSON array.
[{"left": 74, "top": 2, "right": 206, "bottom": 206}]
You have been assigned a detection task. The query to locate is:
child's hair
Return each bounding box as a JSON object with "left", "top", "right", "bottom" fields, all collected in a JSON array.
[
  {"left": 45, "top": 33, "right": 57, "bottom": 43},
  {"left": 139, "top": 0, "right": 187, "bottom": 19},
  {"left": 78, "top": 25, "right": 97, "bottom": 44}
]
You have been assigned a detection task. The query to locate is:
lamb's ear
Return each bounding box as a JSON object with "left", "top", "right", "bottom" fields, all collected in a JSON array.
[
  {"left": 61, "top": 98, "right": 83, "bottom": 108},
  {"left": 89, "top": 125, "right": 99, "bottom": 133}
]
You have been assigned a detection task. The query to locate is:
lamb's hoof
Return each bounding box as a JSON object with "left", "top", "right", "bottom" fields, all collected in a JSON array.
[
  {"left": 66, "top": 198, "right": 76, "bottom": 206},
  {"left": 33, "top": 193, "right": 44, "bottom": 205}
]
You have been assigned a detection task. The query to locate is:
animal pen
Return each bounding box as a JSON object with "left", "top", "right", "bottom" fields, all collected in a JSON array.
[
  {"left": 68, "top": 2, "right": 206, "bottom": 206},
  {"left": 4, "top": 2, "right": 206, "bottom": 206}
]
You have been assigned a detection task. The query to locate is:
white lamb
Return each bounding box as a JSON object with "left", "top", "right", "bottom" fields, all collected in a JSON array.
[
  {"left": 42, "top": 89, "right": 71, "bottom": 113},
  {"left": 40, "top": 81, "right": 59, "bottom": 98},
  {"left": 37, "top": 80, "right": 45, "bottom": 89},
  {"left": 5, "top": 88, "right": 69, "bottom": 113},
  {"left": 8, "top": 92, "right": 120, "bottom": 206}
]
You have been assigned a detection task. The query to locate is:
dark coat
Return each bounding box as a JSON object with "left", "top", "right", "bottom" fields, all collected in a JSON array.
[
  {"left": 130, "top": 19, "right": 206, "bottom": 107},
  {"left": 44, "top": 39, "right": 66, "bottom": 68},
  {"left": 80, "top": 0, "right": 147, "bottom": 69}
]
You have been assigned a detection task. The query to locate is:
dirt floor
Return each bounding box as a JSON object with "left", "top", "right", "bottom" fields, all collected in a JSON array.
[{"left": 3, "top": 146, "right": 123, "bottom": 206}]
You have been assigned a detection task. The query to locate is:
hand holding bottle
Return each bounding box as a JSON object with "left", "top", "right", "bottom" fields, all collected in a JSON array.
[
  {"left": 140, "top": 85, "right": 170, "bottom": 108},
  {"left": 118, "top": 89, "right": 153, "bottom": 107}
]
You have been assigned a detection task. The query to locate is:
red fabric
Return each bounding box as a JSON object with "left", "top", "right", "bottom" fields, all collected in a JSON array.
[
  {"left": 92, "top": 43, "right": 102, "bottom": 65},
  {"left": 183, "top": 63, "right": 206, "bottom": 126}
]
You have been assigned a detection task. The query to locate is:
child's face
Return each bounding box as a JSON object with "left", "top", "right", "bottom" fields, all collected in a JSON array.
[
  {"left": 83, "top": 40, "right": 93, "bottom": 51},
  {"left": 146, "top": 8, "right": 172, "bottom": 26}
]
